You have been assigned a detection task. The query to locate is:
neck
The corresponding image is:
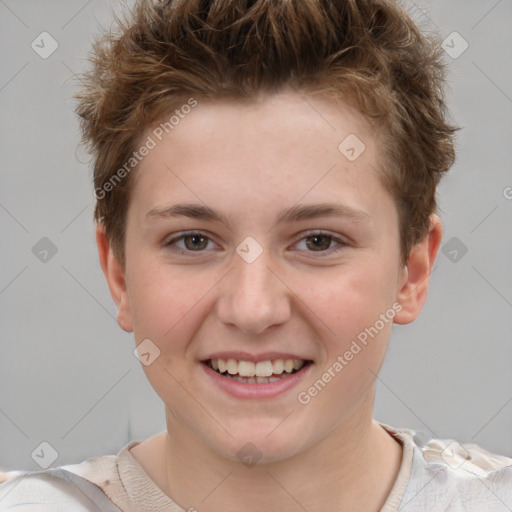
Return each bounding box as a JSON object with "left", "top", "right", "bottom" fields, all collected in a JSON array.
[{"left": 162, "top": 408, "right": 402, "bottom": 512}]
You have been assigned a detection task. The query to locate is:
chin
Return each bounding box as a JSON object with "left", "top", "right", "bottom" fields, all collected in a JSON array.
[{"left": 205, "top": 421, "right": 314, "bottom": 467}]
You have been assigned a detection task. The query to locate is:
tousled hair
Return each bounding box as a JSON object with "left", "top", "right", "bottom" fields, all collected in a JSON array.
[{"left": 75, "top": 0, "right": 458, "bottom": 267}]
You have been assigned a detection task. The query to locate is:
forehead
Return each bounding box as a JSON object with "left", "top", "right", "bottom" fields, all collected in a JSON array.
[{"left": 129, "top": 90, "right": 394, "bottom": 226}]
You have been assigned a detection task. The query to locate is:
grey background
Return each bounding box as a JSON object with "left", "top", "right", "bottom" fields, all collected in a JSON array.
[{"left": 0, "top": 0, "right": 511, "bottom": 472}]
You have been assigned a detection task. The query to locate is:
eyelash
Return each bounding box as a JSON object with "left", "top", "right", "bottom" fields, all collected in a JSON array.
[{"left": 163, "top": 230, "right": 348, "bottom": 257}]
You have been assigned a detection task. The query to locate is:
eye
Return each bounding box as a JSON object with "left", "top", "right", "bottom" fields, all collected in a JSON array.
[
  {"left": 294, "top": 231, "right": 348, "bottom": 256},
  {"left": 163, "top": 230, "right": 348, "bottom": 256},
  {"left": 163, "top": 231, "right": 217, "bottom": 255}
]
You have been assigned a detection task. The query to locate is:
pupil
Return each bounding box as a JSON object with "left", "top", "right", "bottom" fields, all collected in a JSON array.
[
  {"left": 308, "top": 235, "right": 330, "bottom": 251},
  {"left": 185, "top": 234, "right": 206, "bottom": 250}
]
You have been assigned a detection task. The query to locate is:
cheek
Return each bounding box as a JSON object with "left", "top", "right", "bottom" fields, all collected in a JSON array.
[
  {"left": 127, "top": 258, "right": 196, "bottom": 337},
  {"left": 296, "top": 260, "right": 399, "bottom": 404},
  {"left": 128, "top": 265, "right": 206, "bottom": 404},
  {"left": 301, "top": 260, "right": 398, "bottom": 338}
]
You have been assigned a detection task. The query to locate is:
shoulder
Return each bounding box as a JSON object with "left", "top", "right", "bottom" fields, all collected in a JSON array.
[
  {"left": 384, "top": 423, "right": 512, "bottom": 511},
  {"left": 0, "top": 456, "right": 122, "bottom": 512}
]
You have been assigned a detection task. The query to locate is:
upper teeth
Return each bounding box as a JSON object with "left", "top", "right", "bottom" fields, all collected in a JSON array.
[{"left": 210, "top": 358, "right": 305, "bottom": 377}]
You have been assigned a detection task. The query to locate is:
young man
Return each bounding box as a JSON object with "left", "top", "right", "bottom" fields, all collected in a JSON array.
[{"left": 1, "top": 0, "right": 511, "bottom": 510}]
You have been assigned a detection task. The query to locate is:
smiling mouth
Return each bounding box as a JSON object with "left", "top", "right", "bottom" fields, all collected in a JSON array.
[{"left": 203, "top": 358, "right": 312, "bottom": 384}]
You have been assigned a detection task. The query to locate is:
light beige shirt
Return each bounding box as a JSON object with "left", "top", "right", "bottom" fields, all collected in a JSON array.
[{"left": 1, "top": 423, "right": 511, "bottom": 511}]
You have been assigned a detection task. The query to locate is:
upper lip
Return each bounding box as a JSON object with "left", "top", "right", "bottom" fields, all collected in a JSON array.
[{"left": 201, "top": 351, "right": 313, "bottom": 363}]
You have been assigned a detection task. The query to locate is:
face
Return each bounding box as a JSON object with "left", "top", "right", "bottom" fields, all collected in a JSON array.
[{"left": 101, "top": 89, "right": 425, "bottom": 464}]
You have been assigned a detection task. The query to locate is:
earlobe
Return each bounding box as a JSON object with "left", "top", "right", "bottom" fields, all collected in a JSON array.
[
  {"left": 95, "top": 224, "right": 134, "bottom": 332},
  {"left": 393, "top": 214, "right": 443, "bottom": 325}
]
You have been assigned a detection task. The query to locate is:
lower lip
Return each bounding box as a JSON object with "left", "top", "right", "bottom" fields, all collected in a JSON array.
[{"left": 200, "top": 362, "right": 313, "bottom": 399}]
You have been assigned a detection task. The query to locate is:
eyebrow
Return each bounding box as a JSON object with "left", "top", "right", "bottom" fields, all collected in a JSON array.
[{"left": 145, "top": 202, "right": 371, "bottom": 228}]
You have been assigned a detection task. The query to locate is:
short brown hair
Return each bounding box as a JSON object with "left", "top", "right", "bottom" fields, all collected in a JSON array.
[{"left": 75, "top": 0, "right": 458, "bottom": 267}]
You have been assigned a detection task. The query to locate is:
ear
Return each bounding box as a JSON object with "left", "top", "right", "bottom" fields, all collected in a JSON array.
[
  {"left": 393, "top": 214, "right": 443, "bottom": 325},
  {"left": 96, "top": 223, "right": 133, "bottom": 332}
]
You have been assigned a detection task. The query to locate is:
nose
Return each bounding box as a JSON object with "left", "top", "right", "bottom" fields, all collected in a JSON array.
[{"left": 215, "top": 246, "right": 291, "bottom": 335}]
